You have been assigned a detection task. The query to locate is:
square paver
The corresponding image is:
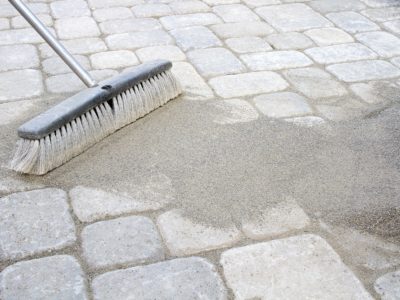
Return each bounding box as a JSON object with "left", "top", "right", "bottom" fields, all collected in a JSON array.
[
  {"left": 241, "top": 50, "right": 313, "bottom": 71},
  {"left": 188, "top": 47, "right": 245, "bottom": 77},
  {"left": 81, "top": 216, "right": 164, "bottom": 270},
  {"left": 92, "top": 257, "right": 227, "bottom": 300},
  {"left": 106, "top": 30, "right": 173, "bottom": 50},
  {"left": 256, "top": 4, "right": 332, "bottom": 32},
  {"left": 90, "top": 50, "right": 138, "bottom": 69},
  {"left": 327, "top": 60, "right": 400, "bottom": 82},
  {"left": 99, "top": 18, "right": 161, "bottom": 35},
  {"left": 0, "top": 189, "right": 76, "bottom": 260},
  {"left": 213, "top": 4, "right": 259, "bottom": 22},
  {"left": 305, "top": 28, "right": 354, "bottom": 46},
  {"left": 326, "top": 11, "right": 379, "bottom": 33},
  {"left": 0, "top": 69, "right": 43, "bottom": 102},
  {"left": 0, "top": 255, "right": 88, "bottom": 300},
  {"left": 220, "top": 234, "right": 373, "bottom": 299},
  {"left": 356, "top": 31, "right": 400, "bottom": 58},
  {"left": 157, "top": 210, "right": 242, "bottom": 256},
  {"left": 209, "top": 71, "right": 289, "bottom": 98},
  {"left": 283, "top": 67, "right": 348, "bottom": 99},
  {"left": 170, "top": 26, "right": 222, "bottom": 51},
  {"left": 136, "top": 45, "right": 185, "bottom": 62},
  {"left": 305, "top": 43, "right": 377, "bottom": 64},
  {"left": 254, "top": 92, "right": 312, "bottom": 118}
]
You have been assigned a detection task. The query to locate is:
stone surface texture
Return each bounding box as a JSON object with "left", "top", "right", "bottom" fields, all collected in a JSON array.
[
  {"left": 374, "top": 270, "right": 400, "bottom": 300},
  {"left": 0, "top": 189, "right": 76, "bottom": 261},
  {"left": 221, "top": 234, "right": 374, "bottom": 299}
]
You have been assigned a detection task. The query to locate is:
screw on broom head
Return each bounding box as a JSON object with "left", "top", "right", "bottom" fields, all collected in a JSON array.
[{"left": 9, "top": 60, "right": 182, "bottom": 175}]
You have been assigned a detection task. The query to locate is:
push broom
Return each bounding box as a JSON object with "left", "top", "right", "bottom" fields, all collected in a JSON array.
[{"left": 8, "top": 0, "right": 182, "bottom": 175}]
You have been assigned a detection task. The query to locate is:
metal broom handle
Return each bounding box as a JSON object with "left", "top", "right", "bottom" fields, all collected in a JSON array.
[{"left": 8, "top": 0, "right": 97, "bottom": 87}]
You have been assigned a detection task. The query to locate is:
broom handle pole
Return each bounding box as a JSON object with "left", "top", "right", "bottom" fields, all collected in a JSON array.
[{"left": 8, "top": 0, "right": 98, "bottom": 88}]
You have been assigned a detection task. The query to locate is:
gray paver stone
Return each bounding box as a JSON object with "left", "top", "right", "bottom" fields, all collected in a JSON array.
[
  {"left": 256, "top": 4, "right": 332, "bottom": 32},
  {"left": 374, "top": 270, "right": 400, "bottom": 300},
  {"left": 0, "top": 69, "right": 43, "bottom": 102},
  {"left": 136, "top": 45, "right": 185, "bottom": 62},
  {"left": 81, "top": 216, "right": 164, "bottom": 270},
  {"left": 361, "top": 7, "right": 400, "bottom": 22},
  {"left": 157, "top": 209, "right": 242, "bottom": 256},
  {"left": 241, "top": 51, "right": 313, "bottom": 71},
  {"left": 0, "top": 44, "right": 39, "bottom": 71},
  {"left": 106, "top": 30, "right": 173, "bottom": 50},
  {"left": 360, "top": 0, "right": 400, "bottom": 8},
  {"left": 226, "top": 36, "right": 272, "bottom": 53},
  {"left": 92, "top": 257, "right": 227, "bottom": 300},
  {"left": 187, "top": 47, "right": 245, "bottom": 77},
  {"left": 356, "top": 31, "right": 400, "bottom": 58},
  {"left": 211, "top": 21, "right": 274, "bottom": 38},
  {"left": 171, "top": 26, "right": 222, "bottom": 51},
  {"left": 93, "top": 7, "right": 133, "bottom": 22},
  {"left": 132, "top": 4, "right": 172, "bottom": 17},
  {"left": 254, "top": 92, "right": 313, "bottom": 118},
  {"left": 0, "top": 188, "right": 76, "bottom": 261},
  {"left": 327, "top": 60, "right": 400, "bottom": 82},
  {"left": 99, "top": 18, "right": 161, "bottom": 35},
  {"left": 266, "top": 32, "right": 314, "bottom": 50},
  {"left": 90, "top": 50, "right": 138, "bottom": 69},
  {"left": 160, "top": 13, "right": 221, "bottom": 30},
  {"left": 384, "top": 20, "right": 400, "bottom": 34},
  {"left": 0, "top": 100, "right": 36, "bottom": 125},
  {"left": 169, "top": 1, "right": 210, "bottom": 14},
  {"left": 209, "top": 71, "right": 289, "bottom": 98},
  {"left": 213, "top": 4, "right": 259, "bottom": 22},
  {"left": 40, "top": 38, "right": 107, "bottom": 57},
  {"left": 351, "top": 80, "right": 400, "bottom": 104},
  {"left": 70, "top": 186, "right": 167, "bottom": 222},
  {"left": 304, "top": 28, "right": 354, "bottom": 46},
  {"left": 50, "top": 0, "right": 90, "bottom": 18},
  {"left": 326, "top": 11, "right": 379, "bottom": 33},
  {"left": 309, "top": 0, "right": 366, "bottom": 13},
  {"left": 55, "top": 17, "right": 100, "bottom": 39},
  {"left": 11, "top": 14, "right": 53, "bottom": 29},
  {"left": 43, "top": 55, "right": 90, "bottom": 75},
  {"left": 0, "top": 255, "right": 88, "bottom": 300},
  {"left": 220, "top": 234, "right": 373, "bottom": 299},
  {"left": 212, "top": 99, "right": 259, "bottom": 124}
]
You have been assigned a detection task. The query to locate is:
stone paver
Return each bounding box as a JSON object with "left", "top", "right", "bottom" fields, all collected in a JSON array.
[
  {"left": 256, "top": 4, "right": 332, "bottom": 32},
  {"left": 157, "top": 209, "right": 242, "bottom": 256},
  {"left": 0, "top": 44, "right": 39, "bottom": 71},
  {"left": 55, "top": 17, "right": 101, "bottom": 39},
  {"left": 305, "top": 43, "right": 377, "bottom": 64},
  {"left": 327, "top": 60, "right": 400, "bottom": 82},
  {"left": 171, "top": 26, "right": 222, "bottom": 51},
  {"left": 188, "top": 47, "right": 245, "bottom": 76},
  {"left": 90, "top": 50, "right": 138, "bottom": 69},
  {"left": 70, "top": 186, "right": 167, "bottom": 222},
  {"left": 50, "top": 0, "right": 90, "bottom": 18},
  {"left": 106, "top": 30, "right": 173, "bottom": 50},
  {"left": 241, "top": 51, "right": 313, "bottom": 71},
  {"left": 305, "top": 28, "right": 354, "bottom": 46},
  {"left": 136, "top": 45, "right": 185, "bottom": 62},
  {"left": 254, "top": 92, "right": 313, "bottom": 119},
  {"left": 356, "top": 31, "right": 400, "bottom": 58},
  {"left": 160, "top": 13, "right": 222, "bottom": 30},
  {"left": 241, "top": 198, "right": 310, "bottom": 239},
  {"left": 0, "top": 28, "right": 48, "bottom": 45},
  {"left": 283, "top": 67, "right": 348, "bottom": 99},
  {"left": 0, "top": 100, "right": 36, "bottom": 125},
  {"left": 213, "top": 4, "right": 259, "bottom": 22},
  {"left": 266, "top": 32, "right": 314, "bottom": 50},
  {"left": 40, "top": 38, "right": 107, "bottom": 57},
  {"left": 0, "top": 69, "right": 43, "bottom": 102},
  {"left": 361, "top": 7, "right": 400, "bottom": 22},
  {"left": 0, "top": 255, "right": 88, "bottom": 300},
  {"left": 309, "top": 0, "right": 366, "bottom": 13},
  {"left": 169, "top": 1, "right": 210, "bottom": 14},
  {"left": 0, "top": 18, "right": 9, "bottom": 30},
  {"left": 42, "top": 55, "right": 90, "bottom": 75},
  {"left": 0, "top": 189, "right": 76, "bottom": 261},
  {"left": 171, "top": 62, "right": 214, "bottom": 100},
  {"left": 93, "top": 7, "right": 133, "bottom": 22},
  {"left": 326, "top": 11, "right": 379, "bottom": 33},
  {"left": 92, "top": 257, "right": 227, "bottom": 300},
  {"left": 88, "top": 0, "right": 141, "bottom": 9},
  {"left": 384, "top": 20, "right": 400, "bottom": 34},
  {"left": 316, "top": 99, "right": 368, "bottom": 121},
  {"left": 211, "top": 99, "right": 259, "bottom": 124},
  {"left": 374, "top": 271, "right": 400, "bottom": 300},
  {"left": 210, "top": 21, "right": 274, "bottom": 38},
  {"left": 99, "top": 18, "right": 161, "bottom": 35},
  {"left": 361, "top": 0, "right": 400, "bottom": 7},
  {"left": 226, "top": 36, "right": 272, "bottom": 53},
  {"left": 220, "top": 234, "right": 373, "bottom": 299},
  {"left": 132, "top": 4, "right": 172, "bottom": 18},
  {"left": 81, "top": 216, "right": 164, "bottom": 270},
  {"left": 209, "top": 71, "right": 289, "bottom": 98},
  {"left": 11, "top": 14, "right": 53, "bottom": 29},
  {"left": 351, "top": 80, "right": 400, "bottom": 104}
]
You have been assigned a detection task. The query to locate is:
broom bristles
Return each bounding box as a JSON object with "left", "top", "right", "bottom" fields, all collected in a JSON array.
[{"left": 9, "top": 70, "right": 181, "bottom": 175}]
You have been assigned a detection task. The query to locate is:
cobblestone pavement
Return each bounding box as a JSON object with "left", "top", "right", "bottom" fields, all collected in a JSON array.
[{"left": 1, "top": 0, "right": 400, "bottom": 299}]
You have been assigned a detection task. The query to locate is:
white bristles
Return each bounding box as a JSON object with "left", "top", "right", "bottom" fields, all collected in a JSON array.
[{"left": 9, "top": 70, "right": 182, "bottom": 175}]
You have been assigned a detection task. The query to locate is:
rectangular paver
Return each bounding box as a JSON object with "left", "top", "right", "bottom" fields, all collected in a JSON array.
[
  {"left": 356, "top": 31, "right": 400, "bottom": 58},
  {"left": 160, "top": 13, "right": 222, "bottom": 30},
  {"left": 241, "top": 51, "right": 313, "bottom": 71},
  {"left": 209, "top": 71, "right": 289, "bottom": 98}
]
